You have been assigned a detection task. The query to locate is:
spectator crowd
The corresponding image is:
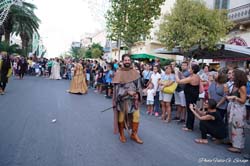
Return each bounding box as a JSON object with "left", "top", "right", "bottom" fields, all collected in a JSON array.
[{"left": 0, "top": 51, "right": 250, "bottom": 159}]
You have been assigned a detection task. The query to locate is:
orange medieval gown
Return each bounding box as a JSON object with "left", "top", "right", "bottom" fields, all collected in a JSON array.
[{"left": 68, "top": 63, "right": 87, "bottom": 94}]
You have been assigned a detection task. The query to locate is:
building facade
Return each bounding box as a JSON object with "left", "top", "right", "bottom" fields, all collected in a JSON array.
[
  {"left": 205, "top": 0, "right": 250, "bottom": 47},
  {"left": 130, "top": 0, "right": 177, "bottom": 61},
  {"left": 204, "top": 0, "right": 250, "bottom": 68}
]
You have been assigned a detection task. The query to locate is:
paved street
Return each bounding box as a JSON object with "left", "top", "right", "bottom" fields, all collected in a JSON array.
[{"left": 0, "top": 77, "right": 249, "bottom": 166}]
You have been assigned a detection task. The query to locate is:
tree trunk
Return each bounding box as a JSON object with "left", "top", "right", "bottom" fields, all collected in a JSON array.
[
  {"left": 4, "top": 31, "right": 11, "bottom": 45},
  {"left": 3, "top": 18, "right": 12, "bottom": 45},
  {"left": 20, "top": 32, "right": 30, "bottom": 56}
]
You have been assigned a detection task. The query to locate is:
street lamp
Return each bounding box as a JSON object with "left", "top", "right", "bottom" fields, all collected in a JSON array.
[{"left": 0, "top": 0, "right": 23, "bottom": 26}]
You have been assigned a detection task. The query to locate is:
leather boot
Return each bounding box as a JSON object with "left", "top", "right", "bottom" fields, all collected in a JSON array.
[
  {"left": 131, "top": 122, "right": 143, "bottom": 144},
  {"left": 118, "top": 122, "right": 126, "bottom": 143}
]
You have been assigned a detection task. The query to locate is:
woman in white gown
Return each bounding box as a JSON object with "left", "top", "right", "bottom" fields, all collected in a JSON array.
[{"left": 50, "top": 58, "right": 61, "bottom": 80}]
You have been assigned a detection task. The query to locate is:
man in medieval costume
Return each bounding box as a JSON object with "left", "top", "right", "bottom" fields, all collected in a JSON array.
[{"left": 112, "top": 54, "right": 143, "bottom": 144}]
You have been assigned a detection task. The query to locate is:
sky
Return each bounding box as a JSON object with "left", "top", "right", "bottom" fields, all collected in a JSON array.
[{"left": 27, "top": 0, "right": 103, "bottom": 58}]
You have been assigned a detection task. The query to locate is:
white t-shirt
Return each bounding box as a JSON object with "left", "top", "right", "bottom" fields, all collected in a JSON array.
[
  {"left": 151, "top": 72, "right": 161, "bottom": 92},
  {"left": 147, "top": 89, "right": 155, "bottom": 101}
]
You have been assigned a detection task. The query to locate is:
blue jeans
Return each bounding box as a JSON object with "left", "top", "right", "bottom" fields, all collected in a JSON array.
[
  {"left": 154, "top": 91, "right": 160, "bottom": 113},
  {"left": 67, "top": 72, "right": 72, "bottom": 80}
]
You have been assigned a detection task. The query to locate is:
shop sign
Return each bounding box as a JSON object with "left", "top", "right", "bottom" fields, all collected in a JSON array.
[{"left": 227, "top": 37, "right": 248, "bottom": 46}]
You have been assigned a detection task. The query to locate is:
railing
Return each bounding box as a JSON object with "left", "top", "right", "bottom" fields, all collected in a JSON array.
[{"left": 228, "top": 3, "right": 250, "bottom": 23}]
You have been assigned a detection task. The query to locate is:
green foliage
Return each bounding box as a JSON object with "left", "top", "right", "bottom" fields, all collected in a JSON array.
[
  {"left": 0, "top": 41, "right": 24, "bottom": 55},
  {"left": 2, "top": 1, "right": 40, "bottom": 55},
  {"left": 69, "top": 43, "right": 103, "bottom": 59},
  {"left": 91, "top": 43, "right": 103, "bottom": 50},
  {"left": 91, "top": 48, "right": 102, "bottom": 58},
  {"left": 70, "top": 47, "right": 86, "bottom": 59},
  {"left": 106, "top": 0, "right": 165, "bottom": 48},
  {"left": 90, "top": 43, "right": 103, "bottom": 58},
  {"left": 85, "top": 49, "right": 92, "bottom": 59},
  {"left": 157, "top": 0, "right": 233, "bottom": 52}
]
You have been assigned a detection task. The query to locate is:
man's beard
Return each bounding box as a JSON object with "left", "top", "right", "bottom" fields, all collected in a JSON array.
[{"left": 124, "top": 63, "right": 131, "bottom": 68}]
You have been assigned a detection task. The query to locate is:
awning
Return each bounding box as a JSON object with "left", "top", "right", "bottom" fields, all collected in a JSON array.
[
  {"left": 154, "top": 47, "right": 183, "bottom": 55},
  {"left": 131, "top": 53, "right": 173, "bottom": 60},
  {"left": 187, "top": 44, "right": 250, "bottom": 60},
  {"left": 154, "top": 44, "right": 250, "bottom": 61},
  {"left": 131, "top": 53, "right": 155, "bottom": 59}
]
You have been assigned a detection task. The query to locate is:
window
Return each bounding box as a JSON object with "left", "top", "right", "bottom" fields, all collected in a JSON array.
[
  {"left": 221, "top": 0, "right": 228, "bottom": 9},
  {"left": 214, "top": 0, "right": 228, "bottom": 9},
  {"left": 215, "top": 0, "right": 220, "bottom": 9}
]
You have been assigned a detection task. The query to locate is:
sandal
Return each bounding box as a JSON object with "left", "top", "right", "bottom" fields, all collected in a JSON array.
[
  {"left": 213, "top": 139, "right": 223, "bottom": 144},
  {"left": 228, "top": 147, "right": 241, "bottom": 153},
  {"left": 163, "top": 119, "right": 171, "bottom": 123},
  {"left": 182, "top": 127, "right": 192, "bottom": 132},
  {"left": 195, "top": 139, "right": 208, "bottom": 144}
]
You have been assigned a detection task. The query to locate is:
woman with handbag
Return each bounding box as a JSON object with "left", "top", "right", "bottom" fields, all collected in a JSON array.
[
  {"left": 159, "top": 65, "right": 176, "bottom": 123},
  {"left": 175, "top": 64, "right": 200, "bottom": 131}
]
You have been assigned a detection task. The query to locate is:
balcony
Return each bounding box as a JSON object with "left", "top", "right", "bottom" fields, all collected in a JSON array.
[{"left": 228, "top": 3, "right": 250, "bottom": 24}]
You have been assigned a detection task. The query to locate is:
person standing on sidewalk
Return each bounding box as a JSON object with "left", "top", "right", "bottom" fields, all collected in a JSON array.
[
  {"left": 112, "top": 54, "right": 143, "bottom": 144},
  {"left": 47, "top": 59, "right": 53, "bottom": 77},
  {"left": 0, "top": 52, "right": 12, "bottom": 95},
  {"left": 174, "top": 61, "right": 190, "bottom": 123},
  {"left": 149, "top": 65, "right": 161, "bottom": 117}
]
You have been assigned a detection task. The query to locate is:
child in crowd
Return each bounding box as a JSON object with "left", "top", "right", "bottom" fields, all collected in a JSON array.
[{"left": 145, "top": 83, "right": 155, "bottom": 115}]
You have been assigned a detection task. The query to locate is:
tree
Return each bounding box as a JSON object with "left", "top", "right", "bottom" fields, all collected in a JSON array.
[
  {"left": 85, "top": 49, "right": 92, "bottom": 59},
  {"left": 70, "top": 46, "right": 86, "bottom": 59},
  {"left": 78, "top": 47, "right": 86, "bottom": 58},
  {"left": 91, "top": 48, "right": 102, "bottom": 58},
  {"left": 0, "top": 41, "right": 23, "bottom": 55},
  {"left": 90, "top": 43, "right": 103, "bottom": 59},
  {"left": 3, "top": 1, "right": 40, "bottom": 55},
  {"left": 70, "top": 47, "right": 80, "bottom": 59},
  {"left": 157, "top": 0, "right": 233, "bottom": 52},
  {"left": 106, "top": 0, "right": 165, "bottom": 49}
]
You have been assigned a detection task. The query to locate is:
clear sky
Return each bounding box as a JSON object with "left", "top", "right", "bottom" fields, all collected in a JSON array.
[{"left": 28, "top": 0, "right": 102, "bottom": 58}]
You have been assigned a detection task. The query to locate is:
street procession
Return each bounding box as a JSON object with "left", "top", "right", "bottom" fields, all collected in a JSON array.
[{"left": 0, "top": 0, "right": 250, "bottom": 166}]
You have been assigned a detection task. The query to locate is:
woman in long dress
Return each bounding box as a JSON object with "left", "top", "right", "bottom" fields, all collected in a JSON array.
[
  {"left": 67, "top": 61, "right": 87, "bottom": 94},
  {"left": 226, "top": 69, "right": 247, "bottom": 153},
  {"left": 50, "top": 58, "right": 61, "bottom": 80}
]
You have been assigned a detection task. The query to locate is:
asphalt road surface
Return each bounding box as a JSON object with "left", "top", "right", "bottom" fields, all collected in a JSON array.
[{"left": 0, "top": 76, "right": 249, "bottom": 166}]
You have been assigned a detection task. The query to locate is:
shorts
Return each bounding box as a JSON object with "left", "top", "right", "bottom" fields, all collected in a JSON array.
[
  {"left": 174, "top": 91, "right": 186, "bottom": 107},
  {"left": 86, "top": 73, "right": 90, "bottom": 81},
  {"left": 147, "top": 100, "right": 154, "bottom": 105},
  {"left": 159, "top": 91, "right": 173, "bottom": 102},
  {"left": 35, "top": 68, "right": 40, "bottom": 73},
  {"left": 106, "top": 82, "right": 113, "bottom": 89}
]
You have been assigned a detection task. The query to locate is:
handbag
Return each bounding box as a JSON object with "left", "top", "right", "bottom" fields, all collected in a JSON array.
[{"left": 163, "top": 82, "right": 178, "bottom": 94}]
